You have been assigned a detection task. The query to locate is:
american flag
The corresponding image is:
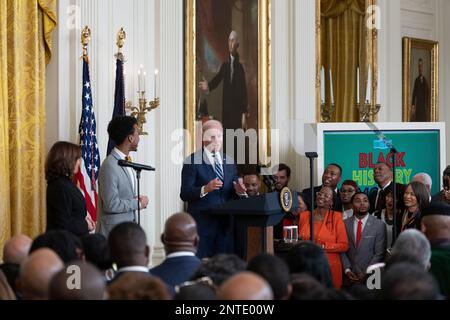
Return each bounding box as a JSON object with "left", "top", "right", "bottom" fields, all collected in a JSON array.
[{"left": 75, "top": 58, "right": 100, "bottom": 221}]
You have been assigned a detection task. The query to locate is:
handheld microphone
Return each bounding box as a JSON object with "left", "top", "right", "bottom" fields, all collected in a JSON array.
[{"left": 118, "top": 159, "right": 155, "bottom": 171}]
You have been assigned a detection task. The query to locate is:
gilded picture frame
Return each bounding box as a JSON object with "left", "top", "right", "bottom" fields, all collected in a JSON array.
[
  {"left": 184, "top": 0, "right": 271, "bottom": 166},
  {"left": 402, "top": 37, "right": 439, "bottom": 122}
]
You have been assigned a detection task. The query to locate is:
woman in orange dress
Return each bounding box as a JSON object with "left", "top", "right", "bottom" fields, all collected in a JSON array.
[{"left": 298, "top": 186, "right": 349, "bottom": 289}]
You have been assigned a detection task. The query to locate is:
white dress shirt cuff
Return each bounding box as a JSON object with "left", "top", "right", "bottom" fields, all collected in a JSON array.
[
  {"left": 345, "top": 268, "right": 352, "bottom": 274},
  {"left": 200, "top": 186, "right": 208, "bottom": 198}
]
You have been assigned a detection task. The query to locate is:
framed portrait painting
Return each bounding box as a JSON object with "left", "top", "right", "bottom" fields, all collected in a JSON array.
[
  {"left": 184, "top": 0, "right": 271, "bottom": 166},
  {"left": 402, "top": 37, "right": 439, "bottom": 122}
]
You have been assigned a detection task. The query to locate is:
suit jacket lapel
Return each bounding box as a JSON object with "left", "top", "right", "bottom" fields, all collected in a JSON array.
[
  {"left": 348, "top": 216, "right": 356, "bottom": 248},
  {"left": 202, "top": 148, "right": 216, "bottom": 179},
  {"left": 111, "top": 151, "right": 134, "bottom": 192}
]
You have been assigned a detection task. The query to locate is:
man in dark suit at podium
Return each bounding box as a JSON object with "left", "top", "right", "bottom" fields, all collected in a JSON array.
[{"left": 180, "top": 120, "right": 247, "bottom": 258}]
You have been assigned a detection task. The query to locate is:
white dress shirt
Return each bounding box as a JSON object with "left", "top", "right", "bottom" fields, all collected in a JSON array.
[
  {"left": 166, "top": 251, "right": 196, "bottom": 259},
  {"left": 200, "top": 148, "right": 223, "bottom": 198},
  {"left": 117, "top": 265, "right": 149, "bottom": 273},
  {"left": 230, "top": 54, "right": 235, "bottom": 82}
]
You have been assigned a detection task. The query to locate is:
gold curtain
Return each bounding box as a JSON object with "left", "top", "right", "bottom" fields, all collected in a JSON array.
[
  {"left": 320, "top": 0, "right": 373, "bottom": 122},
  {"left": 0, "top": 0, "right": 57, "bottom": 258}
]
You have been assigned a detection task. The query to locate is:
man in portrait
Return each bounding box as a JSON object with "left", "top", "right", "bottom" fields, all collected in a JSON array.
[
  {"left": 198, "top": 30, "right": 248, "bottom": 131},
  {"left": 411, "top": 58, "right": 430, "bottom": 122},
  {"left": 198, "top": 30, "right": 249, "bottom": 168}
]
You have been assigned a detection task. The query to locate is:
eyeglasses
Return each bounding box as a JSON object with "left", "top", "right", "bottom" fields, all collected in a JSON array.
[
  {"left": 316, "top": 192, "right": 333, "bottom": 199},
  {"left": 174, "top": 276, "right": 215, "bottom": 294}
]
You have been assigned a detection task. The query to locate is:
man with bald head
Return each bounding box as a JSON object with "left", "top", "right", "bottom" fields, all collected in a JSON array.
[
  {"left": 219, "top": 271, "right": 273, "bottom": 300},
  {"left": 421, "top": 201, "right": 450, "bottom": 297},
  {"left": 181, "top": 120, "right": 246, "bottom": 258},
  {"left": 150, "top": 212, "right": 201, "bottom": 294},
  {"left": 2, "top": 235, "right": 32, "bottom": 264},
  {"left": 1, "top": 235, "right": 32, "bottom": 297},
  {"left": 49, "top": 261, "right": 106, "bottom": 300},
  {"left": 18, "top": 248, "right": 64, "bottom": 300}
]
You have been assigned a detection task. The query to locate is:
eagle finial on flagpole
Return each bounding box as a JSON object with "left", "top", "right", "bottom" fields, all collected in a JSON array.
[
  {"left": 81, "top": 26, "right": 91, "bottom": 58},
  {"left": 115, "top": 27, "right": 126, "bottom": 61}
]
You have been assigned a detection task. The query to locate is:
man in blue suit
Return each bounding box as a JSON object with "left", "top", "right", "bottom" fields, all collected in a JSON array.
[
  {"left": 180, "top": 120, "right": 246, "bottom": 258},
  {"left": 150, "top": 212, "right": 201, "bottom": 295}
]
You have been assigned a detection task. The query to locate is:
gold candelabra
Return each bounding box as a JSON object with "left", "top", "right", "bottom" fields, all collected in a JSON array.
[
  {"left": 126, "top": 93, "right": 160, "bottom": 135},
  {"left": 357, "top": 100, "right": 381, "bottom": 122},
  {"left": 320, "top": 101, "right": 335, "bottom": 122},
  {"left": 114, "top": 27, "right": 160, "bottom": 135}
]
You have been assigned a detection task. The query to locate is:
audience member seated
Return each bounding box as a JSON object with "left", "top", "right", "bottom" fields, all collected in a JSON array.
[
  {"left": 29, "top": 230, "right": 84, "bottom": 263},
  {"left": 380, "top": 262, "right": 442, "bottom": 300},
  {"left": 0, "top": 270, "right": 15, "bottom": 300},
  {"left": 174, "top": 283, "right": 218, "bottom": 300},
  {"left": 286, "top": 241, "right": 333, "bottom": 288},
  {"left": 108, "top": 222, "right": 151, "bottom": 283},
  {"left": 18, "top": 248, "right": 64, "bottom": 300},
  {"left": 190, "top": 254, "right": 246, "bottom": 287},
  {"left": 49, "top": 261, "right": 106, "bottom": 300},
  {"left": 341, "top": 192, "right": 387, "bottom": 287},
  {"left": 421, "top": 201, "right": 450, "bottom": 297},
  {"left": 107, "top": 272, "right": 171, "bottom": 300},
  {"left": 339, "top": 180, "right": 358, "bottom": 219},
  {"left": 398, "top": 181, "right": 429, "bottom": 234},
  {"left": 242, "top": 172, "right": 261, "bottom": 197},
  {"left": 0, "top": 234, "right": 32, "bottom": 297},
  {"left": 302, "top": 163, "right": 343, "bottom": 212},
  {"left": 247, "top": 253, "right": 292, "bottom": 300},
  {"left": 150, "top": 212, "right": 201, "bottom": 295},
  {"left": 80, "top": 234, "right": 112, "bottom": 272},
  {"left": 218, "top": 271, "right": 273, "bottom": 300},
  {"left": 289, "top": 273, "right": 331, "bottom": 300},
  {"left": 390, "top": 229, "right": 431, "bottom": 270},
  {"left": 298, "top": 186, "right": 348, "bottom": 288},
  {"left": 431, "top": 165, "right": 450, "bottom": 204},
  {"left": 413, "top": 172, "right": 433, "bottom": 201}
]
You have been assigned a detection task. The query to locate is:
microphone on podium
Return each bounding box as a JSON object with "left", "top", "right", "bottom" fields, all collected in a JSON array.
[{"left": 117, "top": 159, "right": 155, "bottom": 171}]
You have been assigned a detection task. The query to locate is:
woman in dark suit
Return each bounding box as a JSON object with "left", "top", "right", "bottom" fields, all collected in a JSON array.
[{"left": 46, "top": 141, "right": 91, "bottom": 236}]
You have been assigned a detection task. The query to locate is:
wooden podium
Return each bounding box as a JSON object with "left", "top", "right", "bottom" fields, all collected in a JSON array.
[{"left": 208, "top": 192, "right": 298, "bottom": 261}]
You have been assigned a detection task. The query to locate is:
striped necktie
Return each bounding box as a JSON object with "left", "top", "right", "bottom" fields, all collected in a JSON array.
[{"left": 212, "top": 153, "right": 224, "bottom": 181}]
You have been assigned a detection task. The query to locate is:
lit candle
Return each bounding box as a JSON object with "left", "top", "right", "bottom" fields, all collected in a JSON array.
[
  {"left": 356, "top": 67, "right": 360, "bottom": 104},
  {"left": 320, "top": 66, "right": 325, "bottom": 103},
  {"left": 329, "top": 68, "right": 334, "bottom": 104},
  {"left": 366, "top": 67, "right": 371, "bottom": 103},
  {"left": 138, "top": 67, "right": 142, "bottom": 92},
  {"left": 138, "top": 64, "right": 144, "bottom": 92},
  {"left": 154, "top": 68, "right": 159, "bottom": 98},
  {"left": 143, "top": 70, "right": 146, "bottom": 93}
]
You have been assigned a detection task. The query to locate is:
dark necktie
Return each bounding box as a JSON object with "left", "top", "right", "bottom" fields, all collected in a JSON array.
[{"left": 212, "top": 153, "right": 224, "bottom": 182}]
